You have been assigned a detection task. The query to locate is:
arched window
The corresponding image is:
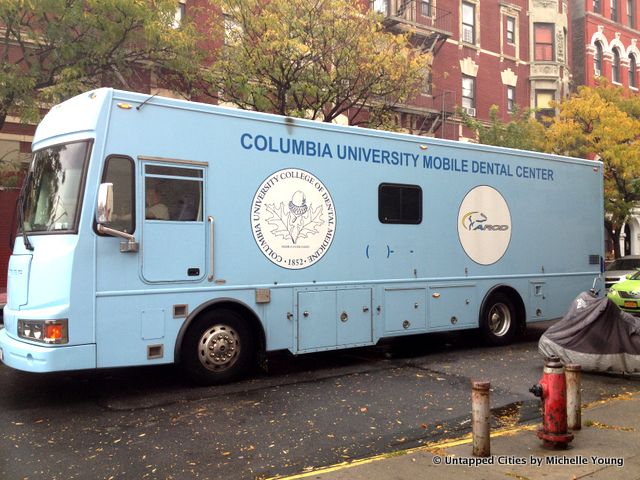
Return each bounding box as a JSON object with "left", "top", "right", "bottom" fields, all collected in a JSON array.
[
  {"left": 594, "top": 42, "right": 603, "bottom": 77},
  {"left": 630, "top": 54, "right": 638, "bottom": 88},
  {"left": 613, "top": 48, "right": 621, "bottom": 83}
]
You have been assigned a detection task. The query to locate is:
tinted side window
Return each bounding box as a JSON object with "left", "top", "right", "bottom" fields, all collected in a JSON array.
[
  {"left": 378, "top": 183, "right": 422, "bottom": 224},
  {"left": 144, "top": 164, "right": 203, "bottom": 222}
]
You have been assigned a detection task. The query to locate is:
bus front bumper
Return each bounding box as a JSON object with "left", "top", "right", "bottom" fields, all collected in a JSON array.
[{"left": 0, "top": 328, "right": 96, "bottom": 373}]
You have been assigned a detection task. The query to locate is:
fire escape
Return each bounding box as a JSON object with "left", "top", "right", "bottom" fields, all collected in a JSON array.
[{"left": 375, "top": 0, "right": 454, "bottom": 137}]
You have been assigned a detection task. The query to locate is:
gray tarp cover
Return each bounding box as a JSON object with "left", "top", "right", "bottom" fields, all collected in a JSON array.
[{"left": 538, "top": 292, "right": 640, "bottom": 375}]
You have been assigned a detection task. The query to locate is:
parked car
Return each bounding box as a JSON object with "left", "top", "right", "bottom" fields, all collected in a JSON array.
[
  {"left": 605, "top": 255, "right": 640, "bottom": 290},
  {"left": 608, "top": 269, "right": 640, "bottom": 315}
]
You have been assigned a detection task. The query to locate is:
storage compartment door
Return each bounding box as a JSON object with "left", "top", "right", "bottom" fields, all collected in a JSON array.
[
  {"left": 530, "top": 282, "right": 547, "bottom": 320},
  {"left": 383, "top": 288, "right": 427, "bottom": 334},
  {"left": 297, "top": 291, "right": 336, "bottom": 351},
  {"left": 428, "top": 285, "right": 477, "bottom": 329},
  {"left": 337, "top": 289, "right": 372, "bottom": 345}
]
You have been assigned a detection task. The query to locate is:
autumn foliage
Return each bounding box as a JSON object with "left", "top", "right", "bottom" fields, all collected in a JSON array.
[
  {"left": 206, "top": 0, "right": 432, "bottom": 128},
  {"left": 546, "top": 81, "right": 640, "bottom": 257}
]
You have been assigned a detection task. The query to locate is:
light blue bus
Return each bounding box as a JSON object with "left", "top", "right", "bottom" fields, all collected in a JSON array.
[{"left": 0, "top": 89, "right": 604, "bottom": 384}]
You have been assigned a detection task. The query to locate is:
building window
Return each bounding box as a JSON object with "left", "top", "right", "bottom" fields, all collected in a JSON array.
[
  {"left": 612, "top": 0, "right": 619, "bottom": 21},
  {"left": 424, "top": 68, "right": 433, "bottom": 94},
  {"left": 613, "top": 48, "right": 621, "bottom": 83},
  {"left": 462, "top": 76, "right": 475, "bottom": 113},
  {"left": 507, "top": 86, "right": 515, "bottom": 112},
  {"left": 462, "top": 2, "right": 476, "bottom": 44},
  {"left": 535, "top": 90, "right": 555, "bottom": 122},
  {"left": 224, "top": 14, "right": 243, "bottom": 46},
  {"left": 594, "top": 41, "right": 603, "bottom": 76},
  {"left": 630, "top": 54, "right": 638, "bottom": 87},
  {"left": 593, "top": 0, "right": 601, "bottom": 12},
  {"left": 629, "top": 0, "right": 636, "bottom": 27},
  {"left": 421, "top": 0, "right": 431, "bottom": 17},
  {"left": 173, "top": 2, "right": 185, "bottom": 28},
  {"left": 373, "top": 0, "right": 387, "bottom": 15},
  {"left": 378, "top": 184, "right": 422, "bottom": 224},
  {"left": 534, "top": 24, "right": 554, "bottom": 61},
  {"left": 506, "top": 17, "right": 515, "bottom": 44}
]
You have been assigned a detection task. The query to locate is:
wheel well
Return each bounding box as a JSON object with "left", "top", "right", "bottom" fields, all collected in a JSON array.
[
  {"left": 175, "top": 300, "right": 266, "bottom": 363},
  {"left": 480, "top": 285, "right": 526, "bottom": 332}
]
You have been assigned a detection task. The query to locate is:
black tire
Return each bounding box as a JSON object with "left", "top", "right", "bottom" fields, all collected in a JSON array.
[
  {"left": 480, "top": 293, "right": 518, "bottom": 346},
  {"left": 181, "top": 309, "right": 255, "bottom": 386}
]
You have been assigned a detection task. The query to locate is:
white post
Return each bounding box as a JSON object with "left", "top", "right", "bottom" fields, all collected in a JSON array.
[
  {"left": 565, "top": 364, "right": 582, "bottom": 431},
  {"left": 472, "top": 380, "right": 491, "bottom": 457}
]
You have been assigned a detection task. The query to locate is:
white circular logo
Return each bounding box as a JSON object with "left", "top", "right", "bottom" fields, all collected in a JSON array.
[
  {"left": 458, "top": 186, "right": 511, "bottom": 265},
  {"left": 251, "top": 168, "right": 336, "bottom": 269}
]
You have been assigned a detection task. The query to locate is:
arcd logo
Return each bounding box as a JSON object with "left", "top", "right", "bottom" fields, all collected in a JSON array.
[
  {"left": 458, "top": 186, "right": 512, "bottom": 265},
  {"left": 461, "top": 211, "right": 510, "bottom": 231}
]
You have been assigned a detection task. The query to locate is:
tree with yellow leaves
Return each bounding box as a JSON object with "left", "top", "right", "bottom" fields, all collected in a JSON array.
[
  {"left": 206, "top": 0, "right": 431, "bottom": 128},
  {"left": 546, "top": 81, "right": 640, "bottom": 258}
]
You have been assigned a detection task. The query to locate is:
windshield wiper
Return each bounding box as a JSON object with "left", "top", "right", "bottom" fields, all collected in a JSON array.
[{"left": 17, "top": 173, "right": 34, "bottom": 251}]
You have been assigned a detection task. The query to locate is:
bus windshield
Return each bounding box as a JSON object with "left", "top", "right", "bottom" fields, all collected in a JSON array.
[{"left": 21, "top": 141, "right": 90, "bottom": 233}]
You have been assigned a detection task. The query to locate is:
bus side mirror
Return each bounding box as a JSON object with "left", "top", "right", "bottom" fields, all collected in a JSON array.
[
  {"left": 96, "top": 183, "right": 114, "bottom": 224},
  {"left": 95, "top": 182, "right": 138, "bottom": 253}
]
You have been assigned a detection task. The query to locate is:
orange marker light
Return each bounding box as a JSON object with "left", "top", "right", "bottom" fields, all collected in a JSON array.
[{"left": 45, "top": 323, "right": 64, "bottom": 341}]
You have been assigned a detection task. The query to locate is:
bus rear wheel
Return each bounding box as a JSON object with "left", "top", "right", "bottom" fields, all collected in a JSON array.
[
  {"left": 480, "top": 293, "right": 517, "bottom": 346},
  {"left": 181, "top": 309, "right": 255, "bottom": 385}
]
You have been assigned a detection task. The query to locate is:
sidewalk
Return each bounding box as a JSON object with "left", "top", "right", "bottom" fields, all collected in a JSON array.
[{"left": 278, "top": 392, "right": 640, "bottom": 480}]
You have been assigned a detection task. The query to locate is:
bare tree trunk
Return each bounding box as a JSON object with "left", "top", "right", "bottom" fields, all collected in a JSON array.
[
  {"left": 0, "top": 107, "right": 8, "bottom": 131},
  {"left": 605, "top": 222, "right": 622, "bottom": 259}
]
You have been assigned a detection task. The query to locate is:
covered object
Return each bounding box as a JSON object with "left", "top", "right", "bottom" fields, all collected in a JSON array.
[{"left": 538, "top": 292, "right": 640, "bottom": 375}]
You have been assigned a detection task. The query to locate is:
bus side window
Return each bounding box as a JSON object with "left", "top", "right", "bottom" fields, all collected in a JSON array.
[
  {"left": 378, "top": 183, "right": 422, "bottom": 224},
  {"left": 100, "top": 155, "right": 135, "bottom": 233},
  {"left": 144, "top": 165, "right": 203, "bottom": 222}
]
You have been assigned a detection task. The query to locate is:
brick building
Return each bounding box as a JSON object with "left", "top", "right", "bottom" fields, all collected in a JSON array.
[
  {"left": 571, "top": 0, "right": 640, "bottom": 257},
  {"left": 375, "top": 0, "right": 572, "bottom": 139},
  {"left": 572, "top": 0, "right": 640, "bottom": 89},
  {"left": 0, "top": 124, "right": 33, "bottom": 290}
]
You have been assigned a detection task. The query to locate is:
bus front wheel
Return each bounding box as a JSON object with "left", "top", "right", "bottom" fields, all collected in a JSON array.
[
  {"left": 480, "top": 293, "right": 517, "bottom": 346},
  {"left": 181, "top": 309, "right": 255, "bottom": 385}
]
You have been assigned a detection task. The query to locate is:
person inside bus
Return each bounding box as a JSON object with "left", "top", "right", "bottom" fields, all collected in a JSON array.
[{"left": 145, "top": 185, "right": 170, "bottom": 220}]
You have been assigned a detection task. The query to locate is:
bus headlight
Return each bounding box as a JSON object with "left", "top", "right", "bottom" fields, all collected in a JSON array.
[{"left": 18, "top": 319, "right": 69, "bottom": 344}]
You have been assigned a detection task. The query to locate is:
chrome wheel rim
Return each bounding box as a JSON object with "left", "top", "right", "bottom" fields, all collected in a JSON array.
[
  {"left": 197, "top": 325, "right": 241, "bottom": 372},
  {"left": 488, "top": 303, "right": 511, "bottom": 337}
]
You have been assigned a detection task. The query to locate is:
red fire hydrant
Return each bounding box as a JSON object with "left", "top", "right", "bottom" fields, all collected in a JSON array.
[{"left": 529, "top": 356, "right": 574, "bottom": 449}]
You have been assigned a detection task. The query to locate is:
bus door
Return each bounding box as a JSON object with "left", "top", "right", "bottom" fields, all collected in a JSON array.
[{"left": 141, "top": 161, "right": 207, "bottom": 283}]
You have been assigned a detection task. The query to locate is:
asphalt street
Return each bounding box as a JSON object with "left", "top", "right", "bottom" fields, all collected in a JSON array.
[{"left": 1, "top": 322, "right": 639, "bottom": 480}]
